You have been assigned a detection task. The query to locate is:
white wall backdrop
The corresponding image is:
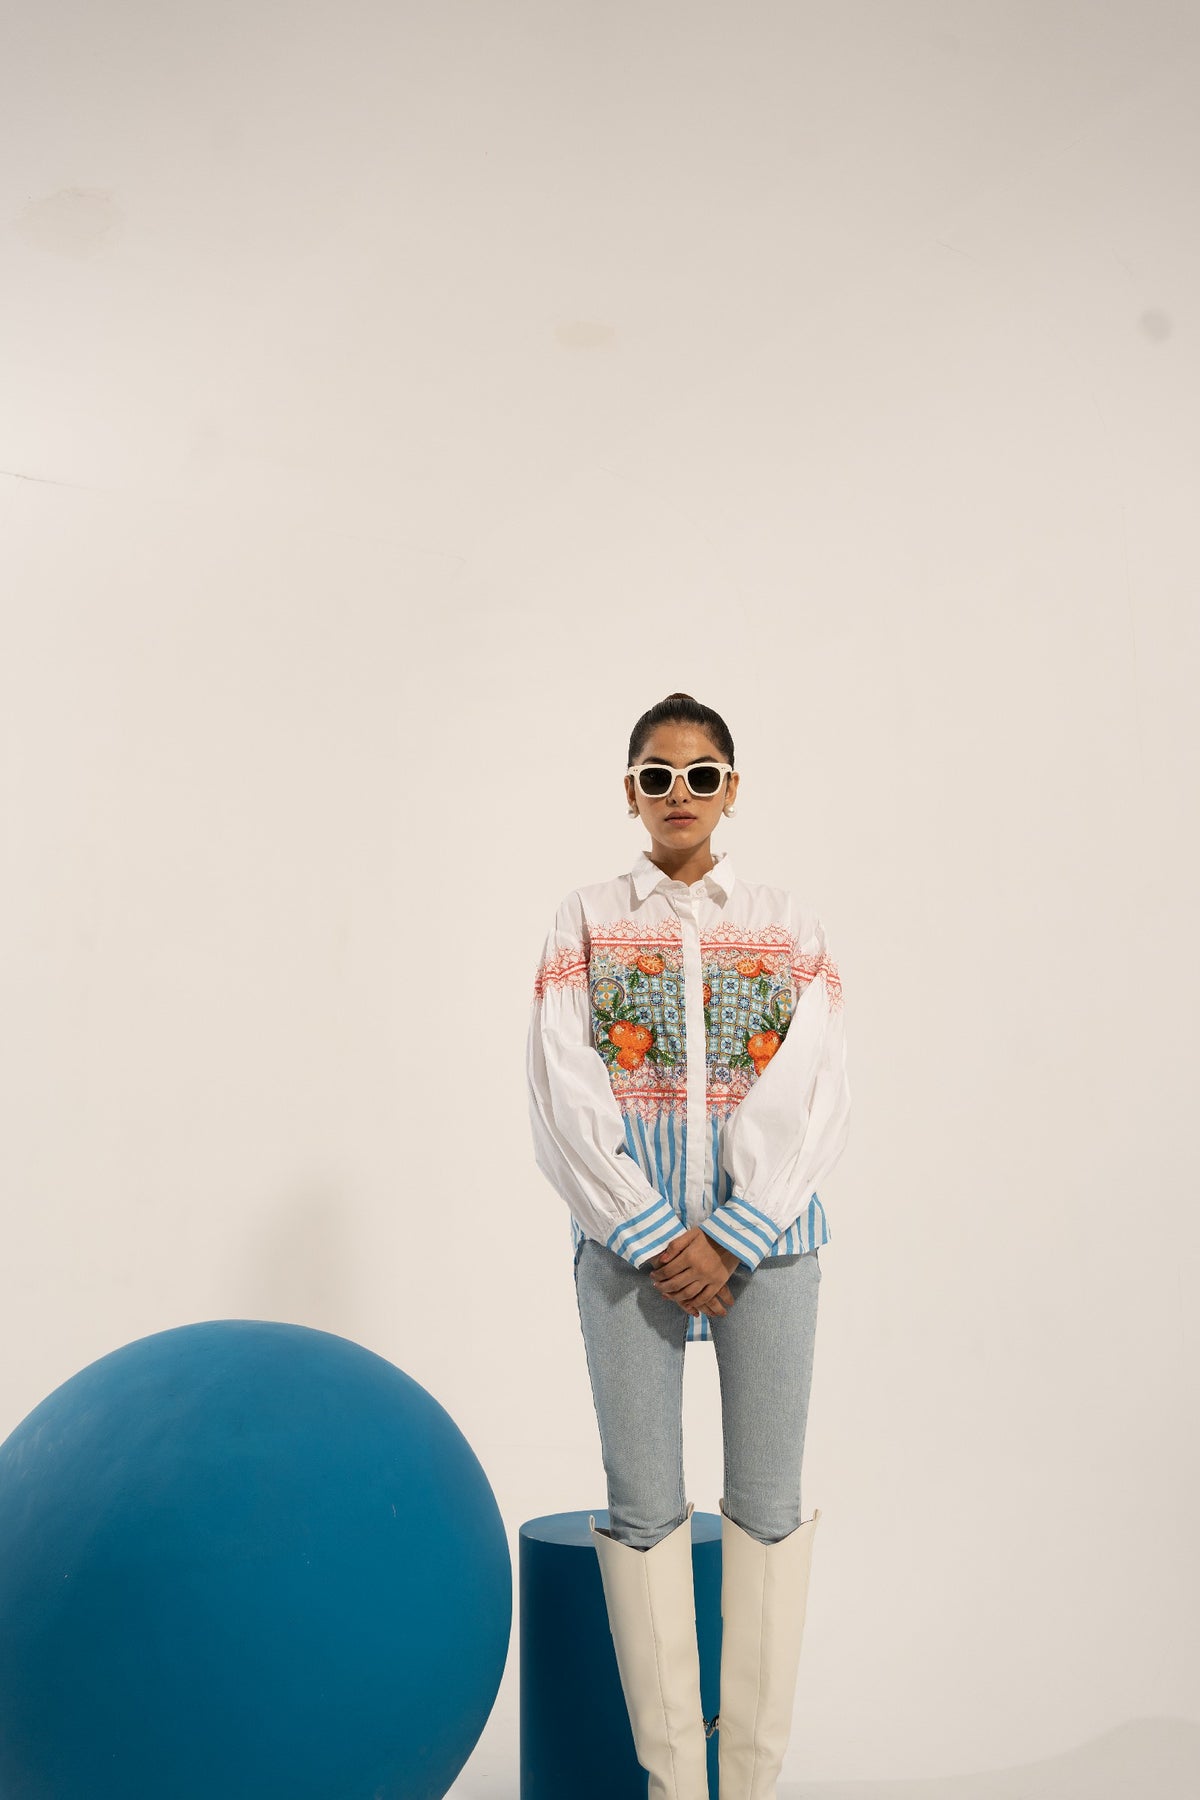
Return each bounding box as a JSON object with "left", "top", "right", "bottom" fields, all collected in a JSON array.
[{"left": 2, "top": 3, "right": 1198, "bottom": 1794}]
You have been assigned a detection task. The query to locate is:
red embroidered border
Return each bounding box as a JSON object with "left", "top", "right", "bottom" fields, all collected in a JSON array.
[
  {"left": 701, "top": 921, "right": 793, "bottom": 950},
  {"left": 793, "top": 950, "right": 843, "bottom": 1010},
  {"left": 535, "top": 925, "right": 842, "bottom": 1009},
  {"left": 532, "top": 945, "right": 588, "bottom": 998},
  {"left": 588, "top": 917, "right": 683, "bottom": 947}
]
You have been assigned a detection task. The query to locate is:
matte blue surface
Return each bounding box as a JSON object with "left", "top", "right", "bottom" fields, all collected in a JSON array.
[
  {"left": 519, "top": 1509, "right": 722, "bottom": 1800},
  {"left": 0, "top": 1319, "right": 511, "bottom": 1800}
]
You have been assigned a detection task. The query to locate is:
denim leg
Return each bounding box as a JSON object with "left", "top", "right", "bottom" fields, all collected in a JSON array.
[
  {"left": 574, "top": 1237, "right": 690, "bottom": 1550},
  {"left": 709, "top": 1249, "right": 821, "bottom": 1544}
]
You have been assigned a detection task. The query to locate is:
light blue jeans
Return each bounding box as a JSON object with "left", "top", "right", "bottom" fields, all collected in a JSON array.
[{"left": 574, "top": 1236, "right": 821, "bottom": 1550}]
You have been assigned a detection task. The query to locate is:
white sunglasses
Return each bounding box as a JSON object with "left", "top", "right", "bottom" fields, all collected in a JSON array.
[{"left": 626, "top": 760, "right": 733, "bottom": 800}]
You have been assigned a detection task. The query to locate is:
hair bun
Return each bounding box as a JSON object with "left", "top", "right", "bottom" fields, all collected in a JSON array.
[{"left": 628, "top": 692, "right": 734, "bottom": 772}]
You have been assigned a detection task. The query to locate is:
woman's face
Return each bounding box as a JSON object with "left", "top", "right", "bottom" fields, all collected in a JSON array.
[{"left": 625, "top": 722, "right": 738, "bottom": 863}]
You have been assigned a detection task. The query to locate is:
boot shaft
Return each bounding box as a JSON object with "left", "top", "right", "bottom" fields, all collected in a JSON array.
[
  {"left": 716, "top": 1499, "right": 821, "bottom": 1800},
  {"left": 590, "top": 1502, "right": 711, "bottom": 1800}
]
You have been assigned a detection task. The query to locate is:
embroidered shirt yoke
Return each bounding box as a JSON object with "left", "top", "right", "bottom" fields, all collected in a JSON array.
[{"left": 526, "top": 847, "right": 850, "bottom": 1344}]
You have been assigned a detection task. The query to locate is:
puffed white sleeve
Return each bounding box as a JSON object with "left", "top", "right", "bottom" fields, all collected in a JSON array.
[
  {"left": 525, "top": 892, "right": 684, "bottom": 1269},
  {"left": 701, "top": 904, "right": 850, "bottom": 1271}
]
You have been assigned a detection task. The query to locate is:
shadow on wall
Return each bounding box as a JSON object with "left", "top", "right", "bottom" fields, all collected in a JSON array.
[
  {"left": 442, "top": 1718, "right": 1199, "bottom": 1798},
  {"left": 781, "top": 1718, "right": 1199, "bottom": 1800}
]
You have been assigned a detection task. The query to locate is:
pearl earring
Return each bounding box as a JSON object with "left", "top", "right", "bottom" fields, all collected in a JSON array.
[{"left": 723, "top": 804, "right": 736, "bottom": 816}]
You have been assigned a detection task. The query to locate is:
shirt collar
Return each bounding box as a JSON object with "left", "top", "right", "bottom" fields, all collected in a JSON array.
[{"left": 630, "top": 847, "right": 736, "bottom": 902}]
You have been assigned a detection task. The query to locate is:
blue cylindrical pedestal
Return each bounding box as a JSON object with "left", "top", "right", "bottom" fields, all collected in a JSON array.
[{"left": 519, "top": 1508, "right": 722, "bottom": 1800}]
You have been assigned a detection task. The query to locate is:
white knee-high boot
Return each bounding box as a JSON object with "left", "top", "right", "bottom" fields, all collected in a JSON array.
[
  {"left": 715, "top": 1497, "right": 821, "bottom": 1800},
  {"left": 589, "top": 1500, "right": 711, "bottom": 1800}
]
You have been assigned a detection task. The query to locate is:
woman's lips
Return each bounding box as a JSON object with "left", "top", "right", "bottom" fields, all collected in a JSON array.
[{"left": 666, "top": 815, "right": 696, "bottom": 823}]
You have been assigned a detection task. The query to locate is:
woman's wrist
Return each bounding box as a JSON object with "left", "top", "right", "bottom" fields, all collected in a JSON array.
[{"left": 702, "top": 1231, "right": 741, "bottom": 1277}]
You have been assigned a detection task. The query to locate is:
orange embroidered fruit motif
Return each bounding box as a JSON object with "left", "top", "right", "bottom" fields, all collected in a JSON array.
[
  {"left": 591, "top": 950, "right": 681, "bottom": 1074},
  {"left": 735, "top": 957, "right": 764, "bottom": 978},
  {"left": 747, "top": 1028, "right": 781, "bottom": 1075}
]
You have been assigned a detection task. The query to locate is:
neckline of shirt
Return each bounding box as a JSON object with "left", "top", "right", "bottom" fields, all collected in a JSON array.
[{"left": 630, "top": 847, "right": 736, "bottom": 902}]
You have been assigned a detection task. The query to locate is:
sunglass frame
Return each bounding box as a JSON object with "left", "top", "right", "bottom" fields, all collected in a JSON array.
[{"left": 626, "top": 760, "right": 734, "bottom": 799}]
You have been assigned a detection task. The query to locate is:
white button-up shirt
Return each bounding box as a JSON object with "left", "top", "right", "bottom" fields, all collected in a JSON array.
[{"left": 526, "top": 846, "right": 850, "bottom": 1343}]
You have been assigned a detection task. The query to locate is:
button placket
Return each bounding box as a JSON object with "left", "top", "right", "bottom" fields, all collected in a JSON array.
[{"left": 679, "top": 893, "right": 707, "bottom": 1233}]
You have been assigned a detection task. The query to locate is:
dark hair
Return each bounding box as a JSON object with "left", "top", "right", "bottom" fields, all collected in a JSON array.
[{"left": 627, "top": 693, "right": 735, "bottom": 769}]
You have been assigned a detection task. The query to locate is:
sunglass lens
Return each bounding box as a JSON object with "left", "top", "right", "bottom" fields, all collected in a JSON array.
[
  {"left": 688, "top": 765, "right": 722, "bottom": 795},
  {"left": 639, "top": 767, "right": 672, "bottom": 796}
]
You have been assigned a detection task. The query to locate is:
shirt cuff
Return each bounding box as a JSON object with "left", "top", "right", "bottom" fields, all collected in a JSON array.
[
  {"left": 606, "top": 1195, "right": 685, "bottom": 1269},
  {"left": 700, "top": 1197, "right": 781, "bottom": 1272}
]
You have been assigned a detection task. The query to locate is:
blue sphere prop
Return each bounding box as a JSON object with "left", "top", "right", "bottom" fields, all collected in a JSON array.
[{"left": 0, "top": 1319, "right": 510, "bottom": 1800}]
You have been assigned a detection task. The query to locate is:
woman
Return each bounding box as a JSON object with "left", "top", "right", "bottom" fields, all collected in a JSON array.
[{"left": 525, "top": 691, "right": 850, "bottom": 1800}]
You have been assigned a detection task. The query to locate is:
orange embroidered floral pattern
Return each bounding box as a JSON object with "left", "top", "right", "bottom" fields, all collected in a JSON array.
[
  {"left": 531, "top": 916, "right": 841, "bottom": 1122},
  {"left": 588, "top": 939, "right": 687, "bottom": 1092},
  {"left": 702, "top": 934, "right": 794, "bottom": 1105}
]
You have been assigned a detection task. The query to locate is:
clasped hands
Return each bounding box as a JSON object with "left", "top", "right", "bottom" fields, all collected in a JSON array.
[{"left": 648, "top": 1226, "right": 741, "bottom": 1318}]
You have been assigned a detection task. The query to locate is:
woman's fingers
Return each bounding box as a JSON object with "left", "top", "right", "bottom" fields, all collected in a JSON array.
[
  {"left": 687, "top": 1281, "right": 736, "bottom": 1319},
  {"left": 653, "top": 1266, "right": 704, "bottom": 1303}
]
